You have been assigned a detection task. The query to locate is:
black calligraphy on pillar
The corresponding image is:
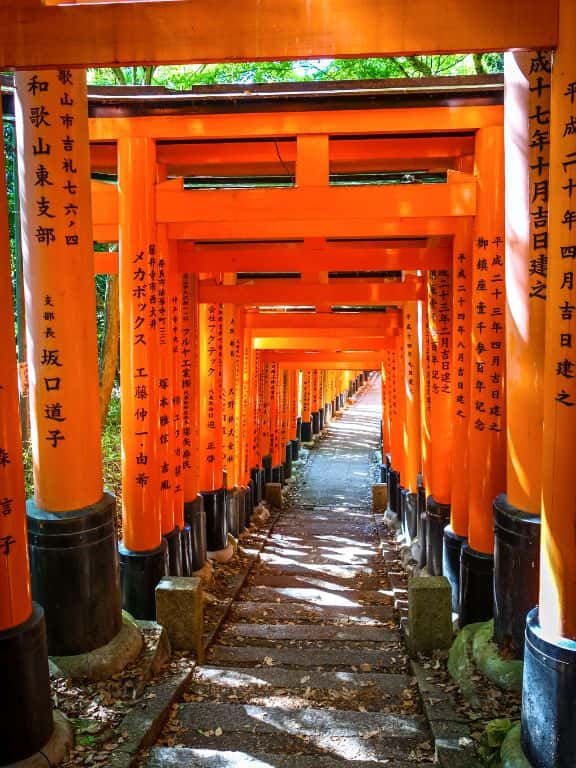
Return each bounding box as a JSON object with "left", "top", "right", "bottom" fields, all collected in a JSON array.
[{"left": 454, "top": 251, "right": 469, "bottom": 419}]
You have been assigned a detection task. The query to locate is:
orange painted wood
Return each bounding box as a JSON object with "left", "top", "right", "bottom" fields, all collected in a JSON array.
[
  {"left": 539, "top": 1, "right": 576, "bottom": 640},
  {"left": 1, "top": 1, "right": 557, "bottom": 69},
  {"left": 198, "top": 276, "right": 425, "bottom": 306},
  {"left": 198, "top": 302, "right": 224, "bottom": 491},
  {"left": 402, "top": 303, "right": 421, "bottom": 491},
  {"left": 89, "top": 107, "right": 503, "bottom": 143},
  {"left": 181, "top": 272, "right": 201, "bottom": 500},
  {"left": 253, "top": 337, "right": 394, "bottom": 351},
  {"left": 15, "top": 70, "right": 103, "bottom": 512},
  {"left": 0, "top": 93, "right": 32, "bottom": 631},
  {"left": 246, "top": 312, "right": 401, "bottom": 331}
]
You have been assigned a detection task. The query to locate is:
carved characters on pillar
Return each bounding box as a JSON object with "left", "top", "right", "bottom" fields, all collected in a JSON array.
[
  {"left": 454, "top": 251, "right": 471, "bottom": 421},
  {"left": 180, "top": 274, "right": 193, "bottom": 488},
  {"left": 471, "top": 237, "right": 505, "bottom": 435}
]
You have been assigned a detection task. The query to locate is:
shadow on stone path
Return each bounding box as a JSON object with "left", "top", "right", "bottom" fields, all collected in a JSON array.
[{"left": 146, "top": 376, "right": 435, "bottom": 766}]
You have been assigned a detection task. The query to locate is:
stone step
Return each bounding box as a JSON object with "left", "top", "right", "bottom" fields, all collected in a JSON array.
[
  {"left": 258, "top": 551, "right": 382, "bottom": 567},
  {"left": 206, "top": 644, "right": 408, "bottom": 671},
  {"left": 193, "top": 665, "right": 411, "bottom": 693},
  {"left": 240, "top": 586, "right": 392, "bottom": 606},
  {"left": 219, "top": 623, "right": 399, "bottom": 643},
  {"left": 229, "top": 601, "right": 394, "bottom": 624},
  {"left": 146, "top": 747, "right": 430, "bottom": 767},
  {"left": 248, "top": 573, "right": 381, "bottom": 590},
  {"left": 175, "top": 701, "right": 428, "bottom": 740}
]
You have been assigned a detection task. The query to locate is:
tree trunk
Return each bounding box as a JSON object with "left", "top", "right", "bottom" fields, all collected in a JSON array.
[{"left": 99, "top": 273, "right": 120, "bottom": 427}]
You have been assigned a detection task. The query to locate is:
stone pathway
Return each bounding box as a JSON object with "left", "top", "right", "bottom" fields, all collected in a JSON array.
[{"left": 146, "top": 377, "right": 435, "bottom": 766}]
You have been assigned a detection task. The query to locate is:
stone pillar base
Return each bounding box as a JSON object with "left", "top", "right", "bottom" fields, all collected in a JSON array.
[
  {"left": 119, "top": 540, "right": 169, "bottom": 620},
  {"left": 207, "top": 543, "right": 234, "bottom": 563},
  {"left": 27, "top": 492, "right": 122, "bottom": 655},
  {"left": 0, "top": 604, "right": 53, "bottom": 764},
  {"left": 522, "top": 608, "right": 576, "bottom": 768},
  {"left": 6, "top": 711, "right": 73, "bottom": 768},
  {"left": 192, "top": 559, "right": 214, "bottom": 587},
  {"left": 459, "top": 542, "right": 494, "bottom": 627}
]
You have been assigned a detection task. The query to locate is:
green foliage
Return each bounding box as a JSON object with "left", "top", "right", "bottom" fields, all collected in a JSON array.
[
  {"left": 478, "top": 718, "right": 514, "bottom": 767},
  {"left": 101, "top": 391, "right": 121, "bottom": 502},
  {"left": 88, "top": 53, "right": 503, "bottom": 89}
]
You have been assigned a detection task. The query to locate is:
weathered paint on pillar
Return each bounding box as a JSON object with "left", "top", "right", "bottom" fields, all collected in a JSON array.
[
  {"left": 117, "top": 136, "right": 161, "bottom": 552},
  {"left": 198, "top": 302, "right": 223, "bottom": 491},
  {"left": 539, "top": 28, "right": 576, "bottom": 639},
  {"left": 505, "top": 50, "right": 550, "bottom": 514},
  {"left": 450, "top": 222, "right": 474, "bottom": 536},
  {"left": 468, "top": 127, "right": 506, "bottom": 554},
  {"left": 15, "top": 70, "right": 102, "bottom": 512},
  {"left": 403, "top": 302, "right": 421, "bottom": 491},
  {"left": 426, "top": 270, "right": 453, "bottom": 504},
  {"left": 0, "top": 105, "right": 32, "bottom": 630}
]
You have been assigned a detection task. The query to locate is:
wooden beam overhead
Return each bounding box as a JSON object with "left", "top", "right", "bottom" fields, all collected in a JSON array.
[
  {"left": 198, "top": 276, "right": 425, "bottom": 305},
  {"left": 0, "top": 1, "right": 557, "bottom": 69},
  {"left": 89, "top": 106, "right": 503, "bottom": 143},
  {"left": 253, "top": 336, "right": 395, "bottom": 350},
  {"left": 246, "top": 312, "right": 401, "bottom": 331}
]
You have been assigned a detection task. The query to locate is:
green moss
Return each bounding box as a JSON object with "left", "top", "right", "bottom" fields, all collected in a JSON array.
[
  {"left": 447, "top": 621, "right": 486, "bottom": 705},
  {"left": 472, "top": 621, "right": 523, "bottom": 692},
  {"left": 501, "top": 723, "right": 532, "bottom": 768}
]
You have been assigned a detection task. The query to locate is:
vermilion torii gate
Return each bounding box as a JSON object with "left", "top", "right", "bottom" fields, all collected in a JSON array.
[{"left": 0, "top": 2, "right": 574, "bottom": 767}]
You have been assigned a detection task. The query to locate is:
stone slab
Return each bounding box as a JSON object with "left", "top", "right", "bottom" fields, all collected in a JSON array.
[
  {"left": 207, "top": 645, "right": 404, "bottom": 670},
  {"left": 230, "top": 601, "right": 394, "bottom": 624},
  {"left": 156, "top": 576, "right": 203, "bottom": 655},
  {"left": 146, "top": 747, "right": 427, "bottom": 768},
  {"left": 194, "top": 665, "right": 411, "bottom": 693},
  {"left": 176, "top": 702, "right": 427, "bottom": 738},
  {"left": 220, "top": 623, "right": 399, "bottom": 642},
  {"left": 241, "top": 586, "right": 392, "bottom": 606},
  {"left": 249, "top": 573, "right": 380, "bottom": 590}
]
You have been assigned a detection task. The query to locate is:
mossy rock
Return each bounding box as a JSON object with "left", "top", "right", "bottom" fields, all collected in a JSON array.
[
  {"left": 501, "top": 723, "right": 533, "bottom": 768},
  {"left": 447, "top": 621, "right": 486, "bottom": 705},
  {"left": 472, "top": 620, "right": 523, "bottom": 692}
]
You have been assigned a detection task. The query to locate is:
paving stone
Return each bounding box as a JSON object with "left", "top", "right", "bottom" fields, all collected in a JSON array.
[
  {"left": 176, "top": 702, "right": 427, "bottom": 738},
  {"left": 193, "top": 665, "right": 411, "bottom": 692},
  {"left": 206, "top": 645, "right": 405, "bottom": 670},
  {"left": 241, "top": 586, "right": 392, "bottom": 605},
  {"left": 249, "top": 573, "right": 381, "bottom": 590},
  {"left": 229, "top": 601, "right": 394, "bottom": 624},
  {"left": 146, "top": 747, "right": 430, "bottom": 767},
  {"left": 220, "top": 623, "right": 400, "bottom": 642}
]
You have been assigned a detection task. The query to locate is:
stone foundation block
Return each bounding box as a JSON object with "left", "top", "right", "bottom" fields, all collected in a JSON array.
[
  {"left": 372, "top": 483, "right": 388, "bottom": 511},
  {"left": 264, "top": 482, "right": 283, "bottom": 508},
  {"left": 155, "top": 577, "right": 203, "bottom": 656},
  {"left": 408, "top": 576, "right": 453, "bottom": 653}
]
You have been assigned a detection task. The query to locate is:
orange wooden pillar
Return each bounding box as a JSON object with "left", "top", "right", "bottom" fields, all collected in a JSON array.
[
  {"left": 249, "top": 348, "right": 265, "bottom": 503},
  {"left": 310, "top": 368, "right": 321, "bottom": 435},
  {"left": 381, "top": 360, "right": 391, "bottom": 459},
  {"left": 258, "top": 360, "right": 273, "bottom": 482},
  {"left": 424, "top": 269, "right": 454, "bottom": 575},
  {"left": 493, "top": 50, "right": 550, "bottom": 656},
  {"left": 521, "top": 16, "right": 576, "bottom": 765},
  {"left": 155, "top": 225, "right": 182, "bottom": 575},
  {"left": 0, "top": 89, "right": 54, "bottom": 765},
  {"left": 269, "top": 362, "right": 284, "bottom": 482},
  {"left": 444, "top": 222, "right": 474, "bottom": 610},
  {"left": 222, "top": 300, "right": 242, "bottom": 535},
  {"left": 181, "top": 271, "right": 207, "bottom": 573},
  {"left": 199, "top": 301, "right": 231, "bottom": 561},
  {"left": 301, "top": 370, "right": 313, "bottom": 442},
  {"left": 15, "top": 71, "right": 122, "bottom": 640},
  {"left": 116, "top": 134, "right": 166, "bottom": 619},
  {"left": 399, "top": 301, "right": 422, "bottom": 541},
  {"left": 460, "top": 126, "right": 506, "bottom": 625},
  {"left": 279, "top": 367, "right": 293, "bottom": 477},
  {"left": 387, "top": 340, "right": 406, "bottom": 516}
]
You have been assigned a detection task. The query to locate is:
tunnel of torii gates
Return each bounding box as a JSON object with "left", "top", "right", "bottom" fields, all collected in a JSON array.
[{"left": 0, "top": 1, "right": 575, "bottom": 767}]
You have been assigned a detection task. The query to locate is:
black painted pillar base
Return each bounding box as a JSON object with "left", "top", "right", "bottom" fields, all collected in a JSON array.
[
  {"left": 311, "top": 410, "right": 320, "bottom": 434},
  {"left": 184, "top": 494, "right": 207, "bottom": 572},
  {"left": 250, "top": 467, "right": 262, "bottom": 504},
  {"left": 201, "top": 488, "right": 228, "bottom": 553},
  {"left": 459, "top": 542, "right": 494, "bottom": 626},
  {"left": 402, "top": 488, "right": 418, "bottom": 542},
  {"left": 245, "top": 481, "right": 254, "bottom": 526},
  {"left": 296, "top": 416, "right": 302, "bottom": 441},
  {"left": 226, "top": 490, "right": 240, "bottom": 538},
  {"left": 301, "top": 421, "right": 313, "bottom": 442},
  {"left": 333, "top": 396, "right": 340, "bottom": 413},
  {"left": 388, "top": 470, "right": 400, "bottom": 515},
  {"left": 380, "top": 463, "right": 389, "bottom": 484},
  {"left": 262, "top": 454, "right": 273, "bottom": 484},
  {"left": 164, "top": 525, "right": 183, "bottom": 576},
  {"left": 290, "top": 438, "right": 300, "bottom": 460},
  {"left": 27, "top": 491, "right": 122, "bottom": 655},
  {"left": 493, "top": 493, "right": 541, "bottom": 658},
  {"left": 284, "top": 442, "right": 293, "bottom": 479},
  {"left": 180, "top": 523, "right": 194, "bottom": 576},
  {"left": 0, "top": 604, "right": 53, "bottom": 765},
  {"left": 417, "top": 484, "right": 427, "bottom": 568},
  {"left": 443, "top": 526, "right": 467, "bottom": 613},
  {"left": 522, "top": 608, "right": 576, "bottom": 768},
  {"left": 119, "top": 539, "right": 169, "bottom": 620},
  {"left": 426, "top": 495, "right": 450, "bottom": 576},
  {"left": 318, "top": 407, "right": 325, "bottom": 430},
  {"left": 272, "top": 464, "right": 284, "bottom": 484}
]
